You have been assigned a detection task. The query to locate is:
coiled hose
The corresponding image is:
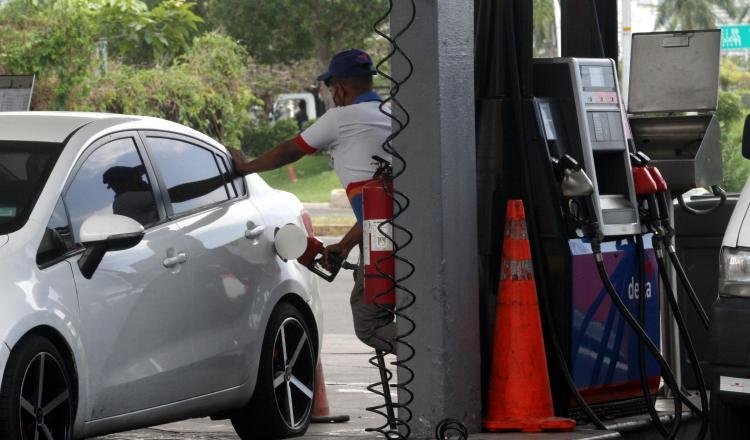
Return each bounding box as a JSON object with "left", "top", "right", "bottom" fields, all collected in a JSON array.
[{"left": 365, "top": 1, "right": 417, "bottom": 438}]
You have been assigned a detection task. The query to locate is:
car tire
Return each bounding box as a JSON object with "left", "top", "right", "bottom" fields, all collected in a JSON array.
[
  {"left": 0, "top": 335, "right": 75, "bottom": 440},
  {"left": 232, "top": 302, "right": 316, "bottom": 440},
  {"left": 710, "top": 384, "right": 750, "bottom": 440}
]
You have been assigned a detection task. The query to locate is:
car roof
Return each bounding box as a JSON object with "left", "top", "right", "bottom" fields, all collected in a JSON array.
[
  {"left": 0, "top": 112, "right": 137, "bottom": 143},
  {"left": 0, "top": 112, "right": 223, "bottom": 149}
]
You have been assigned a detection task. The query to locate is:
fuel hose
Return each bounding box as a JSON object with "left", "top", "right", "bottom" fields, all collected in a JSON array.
[
  {"left": 653, "top": 238, "right": 709, "bottom": 440},
  {"left": 591, "top": 237, "right": 684, "bottom": 440},
  {"left": 635, "top": 234, "right": 671, "bottom": 438}
]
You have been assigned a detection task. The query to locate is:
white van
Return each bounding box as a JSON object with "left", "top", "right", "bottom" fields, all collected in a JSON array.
[{"left": 711, "top": 116, "right": 750, "bottom": 439}]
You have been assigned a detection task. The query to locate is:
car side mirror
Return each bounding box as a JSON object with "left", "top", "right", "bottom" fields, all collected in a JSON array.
[
  {"left": 78, "top": 214, "right": 145, "bottom": 279},
  {"left": 743, "top": 114, "right": 750, "bottom": 160}
]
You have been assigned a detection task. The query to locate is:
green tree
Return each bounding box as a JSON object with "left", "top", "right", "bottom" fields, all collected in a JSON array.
[
  {"left": 533, "top": 0, "right": 557, "bottom": 58},
  {"left": 72, "top": 33, "right": 256, "bottom": 146},
  {"left": 656, "top": 0, "right": 737, "bottom": 30},
  {"left": 92, "top": 0, "right": 203, "bottom": 66},
  {"left": 0, "top": 0, "right": 203, "bottom": 107},
  {"left": 206, "top": 0, "right": 387, "bottom": 70}
]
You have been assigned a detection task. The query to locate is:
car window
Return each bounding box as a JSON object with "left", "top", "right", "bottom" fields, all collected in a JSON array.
[
  {"left": 37, "top": 197, "right": 75, "bottom": 266},
  {"left": 65, "top": 138, "right": 159, "bottom": 242},
  {"left": 216, "top": 154, "right": 245, "bottom": 198},
  {"left": 0, "top": 141, "right": 63, "bottom": 235},
  {"left": 147, "top": 137, "right": 229, "bottom": 215}
]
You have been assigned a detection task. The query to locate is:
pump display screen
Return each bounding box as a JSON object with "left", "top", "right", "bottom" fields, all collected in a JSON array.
[
  {"left": 588, "top": 112, "right": 624, "bottom": 142},
  {"left": 580, "top": 65, "right": 616, "bottom": 90}
]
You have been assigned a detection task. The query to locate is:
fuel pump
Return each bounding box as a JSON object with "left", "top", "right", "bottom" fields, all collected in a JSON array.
[
  {"left": 527, "top": 54, "right": 719, "bottom": 440},
  {"left": 531, "top": 58, "right": 664, "bottom": 417}
]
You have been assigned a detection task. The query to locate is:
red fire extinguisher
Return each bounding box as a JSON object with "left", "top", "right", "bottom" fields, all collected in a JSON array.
[{"left": 362, "top": 159, "right": 395, "bottom": 306}]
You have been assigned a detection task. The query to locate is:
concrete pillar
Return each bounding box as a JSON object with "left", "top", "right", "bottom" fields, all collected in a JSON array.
[{"left": 391, "top": 1, "right": 481, "bottom": 437}]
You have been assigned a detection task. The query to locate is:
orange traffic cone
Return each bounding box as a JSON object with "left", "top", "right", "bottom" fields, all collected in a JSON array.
[
  {"left": 310, "top": 360, "right": 350, "bottom": 423},
  {"left": 483, "top": 200, "right": 576, "bottom": 433}
]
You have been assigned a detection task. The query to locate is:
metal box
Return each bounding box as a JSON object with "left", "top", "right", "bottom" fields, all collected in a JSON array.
[{"left": 627, "top": 30, "right": 722, "bottom": 193}]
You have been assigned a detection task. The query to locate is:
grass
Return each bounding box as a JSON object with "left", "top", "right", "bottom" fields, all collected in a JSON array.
[{"left": 259, "top": 155, "right": 342, "bottom": 202}]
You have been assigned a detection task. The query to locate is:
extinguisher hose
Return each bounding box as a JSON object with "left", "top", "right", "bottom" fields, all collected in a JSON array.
[
  {"left": 591, "top": 239, "right": 683, "bottom": 440},
  {"left": 365, "top": 1, "right": 417, "bottom": 438}
]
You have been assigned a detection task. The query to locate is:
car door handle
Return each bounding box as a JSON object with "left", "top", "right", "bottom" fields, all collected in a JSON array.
[
  {"left": 245, "top": 225, "right": 265, "bottom": 239},
  {"left": 163, "top": 253, "right": 187, "bottom": 268}
]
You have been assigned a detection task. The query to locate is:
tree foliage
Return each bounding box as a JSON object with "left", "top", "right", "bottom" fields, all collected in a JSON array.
[
  {"left": 533, "top": 0, "right": 557, "bottom": 58},
  {"left": 718, "top": 57, "right": 750, "bottom": 192},
  {"left": 0, "top": 0, "right": 203, "bottom": 108},
  {"left": 206, "top": 0, "right": 387, "bottom": 69},
  {"left": 71, "top": 33, "right": 256, "bottom": 147},
  {"left": 656, "top": 0, "right": 737, "bottom": 30}
]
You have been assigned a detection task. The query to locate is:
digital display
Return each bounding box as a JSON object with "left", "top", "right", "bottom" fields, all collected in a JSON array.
[
  {"left": 589, "top": 112, "right": 624, "bottom": 142},
  {"left": 580, "top": 65, "right": 616, "bottom": 90}
]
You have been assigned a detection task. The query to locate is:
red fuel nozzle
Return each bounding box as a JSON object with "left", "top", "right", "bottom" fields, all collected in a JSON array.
[
  {"left": 646, "top": 166, "right": 668, "bottom": 193},
  {"left": 633, "top": 166, "right": 658, "bottom": 196}
]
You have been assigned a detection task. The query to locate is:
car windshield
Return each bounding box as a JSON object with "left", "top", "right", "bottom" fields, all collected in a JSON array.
[{"left": 0, "top": 141, "right": 63, "bottom": 235}]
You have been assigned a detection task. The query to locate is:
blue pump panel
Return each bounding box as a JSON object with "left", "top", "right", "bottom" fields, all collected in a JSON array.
[{"left": 569, "top": 236, "right": 661, "bottom": 403}]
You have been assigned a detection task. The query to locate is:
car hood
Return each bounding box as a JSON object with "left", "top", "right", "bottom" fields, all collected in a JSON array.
[{"left": 0, "top": 235, "right": 6, "bottom": 249}]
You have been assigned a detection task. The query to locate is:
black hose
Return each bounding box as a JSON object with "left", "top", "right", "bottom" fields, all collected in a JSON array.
[
  {"left": 677, "top": 185, "right": 727, "bottom": 217},
  {"left": 636, "top": 234, "right": 672, "bottom": 438},
  {"left": 653, "top": 239, "right": 709, "bottom": 440},
  {"left": 504, "top": 0, "right": 606, "bottom": 429},
  {"left": 434, "top": 419, "right": 468, "bottom": 440},
  {"left": 665, "top": 244, "right": 710, "bottom": 330},
  {"left": 591, "top": 239, "right": 683, "bottom": 439}
]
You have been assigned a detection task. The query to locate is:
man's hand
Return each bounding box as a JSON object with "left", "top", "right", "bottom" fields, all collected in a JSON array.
[
  {"left": 323, "top": 242, "right": 350, "bottom": 271},
  {"left": 228, "top": 148, "right": 248, "bottom": 175}
]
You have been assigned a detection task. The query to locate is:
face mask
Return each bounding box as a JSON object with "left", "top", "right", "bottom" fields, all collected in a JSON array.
[{"left": 320, "top": 85, "right": 336, "bottom": 109}]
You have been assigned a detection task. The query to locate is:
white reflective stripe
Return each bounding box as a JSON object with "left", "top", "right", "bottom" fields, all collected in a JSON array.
[{"left": 720, "top": 376, "right": 750, "bottom": 394}]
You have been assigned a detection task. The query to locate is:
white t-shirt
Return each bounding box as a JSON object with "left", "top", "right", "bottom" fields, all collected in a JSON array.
[
  {"left": 295, "top": 101, "right": 391, "bottom": 190},
  {"left": 294, "top": 99, "right": 391, "bottom": 223}
]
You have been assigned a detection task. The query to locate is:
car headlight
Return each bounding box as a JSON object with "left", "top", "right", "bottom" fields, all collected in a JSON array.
[{"left": 719, "top": 247, "right": 750, "bottom": 297}]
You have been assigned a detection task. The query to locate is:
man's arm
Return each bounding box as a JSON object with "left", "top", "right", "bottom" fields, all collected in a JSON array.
[
  {"left": 324, "top": 223, "right": 362, "bottom": 264},
  {"left": 230, "top": 138, "right": 306, "bottom": 175}
]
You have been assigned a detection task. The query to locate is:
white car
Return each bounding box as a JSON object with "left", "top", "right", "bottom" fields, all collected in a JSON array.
[{"left": 0, "top": 112, "right": 322, "bottom": 440}]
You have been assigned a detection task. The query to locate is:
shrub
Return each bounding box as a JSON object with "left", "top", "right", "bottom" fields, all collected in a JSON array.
[
  {"left": 242, "top": 118, "right": 300, "bottom": 157},
  {"left": 71, "top": 33, "right": 255, "bottom": 147}
]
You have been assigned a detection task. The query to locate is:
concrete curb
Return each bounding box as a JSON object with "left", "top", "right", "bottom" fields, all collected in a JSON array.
[{"left": 312, "top": 224, "right": 351, "bottom": 236}]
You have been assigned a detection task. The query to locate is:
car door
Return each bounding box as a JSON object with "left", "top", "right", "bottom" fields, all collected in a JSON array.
[
  {"left": 64, "top": 133, "right": 197, "bottom": 420},
  {"left": 142, "top": 132, "right": 278, "bottom": 394}
]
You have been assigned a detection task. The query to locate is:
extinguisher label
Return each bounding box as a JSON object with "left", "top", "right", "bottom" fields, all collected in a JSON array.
[{"left": 364, "top": 219, "right": 393, "bottom": 265}]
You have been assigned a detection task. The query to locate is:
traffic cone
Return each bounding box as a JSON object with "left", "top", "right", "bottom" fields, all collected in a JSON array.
[
  {"left": 310, "top": 360, "right": 350, "bottom": 423},
  {"left": 483, "top": 200, "right": 576, "bottom": 433}
]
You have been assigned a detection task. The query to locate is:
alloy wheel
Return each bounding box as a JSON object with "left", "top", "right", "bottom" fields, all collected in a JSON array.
[
  {"left": 272, "top": 317, "right": 314, "bottom": 430},
  {"left": 18, "top": 353, "right": 72, "bottom": 440}
]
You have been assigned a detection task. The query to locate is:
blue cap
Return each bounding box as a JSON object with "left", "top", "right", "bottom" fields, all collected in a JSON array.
[{"left": 317, "top": 49, "right": 377, "bottom": 85}]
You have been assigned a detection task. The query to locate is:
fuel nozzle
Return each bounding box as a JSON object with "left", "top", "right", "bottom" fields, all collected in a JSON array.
[
  {"left": 552, "top": 155, "right": 594, "bottom": 198},
  {"left": 630, "top": 153, "right": 663, "bottom": 232}
]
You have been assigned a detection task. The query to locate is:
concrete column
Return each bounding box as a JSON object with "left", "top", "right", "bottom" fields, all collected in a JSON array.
[{"left": 391, "top": 1, "right": 481, "bottom": 437}]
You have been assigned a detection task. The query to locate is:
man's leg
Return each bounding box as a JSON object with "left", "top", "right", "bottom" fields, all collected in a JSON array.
[{"left": 350, "top": 260, "right": 396, "bottom": 353}]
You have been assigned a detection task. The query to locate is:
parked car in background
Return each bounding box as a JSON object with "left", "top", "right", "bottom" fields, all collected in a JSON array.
[{"left": 0, "top": 112, "right": 322, "bottom": 440}]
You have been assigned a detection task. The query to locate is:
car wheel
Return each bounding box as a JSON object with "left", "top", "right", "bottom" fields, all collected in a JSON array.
[
  {"left": 0, "top": 335, "right": 75, "bottom": 440},
  {"left": 232, "top": 302, "right": 316, "bottom": 439},
  {"left": 710, "top": 384, "right": 750, "bottom": 440}
]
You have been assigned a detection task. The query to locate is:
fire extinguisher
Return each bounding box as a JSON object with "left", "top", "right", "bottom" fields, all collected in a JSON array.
[{"left": 362, "top": 156, "right": 395, "bottom": 305}]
